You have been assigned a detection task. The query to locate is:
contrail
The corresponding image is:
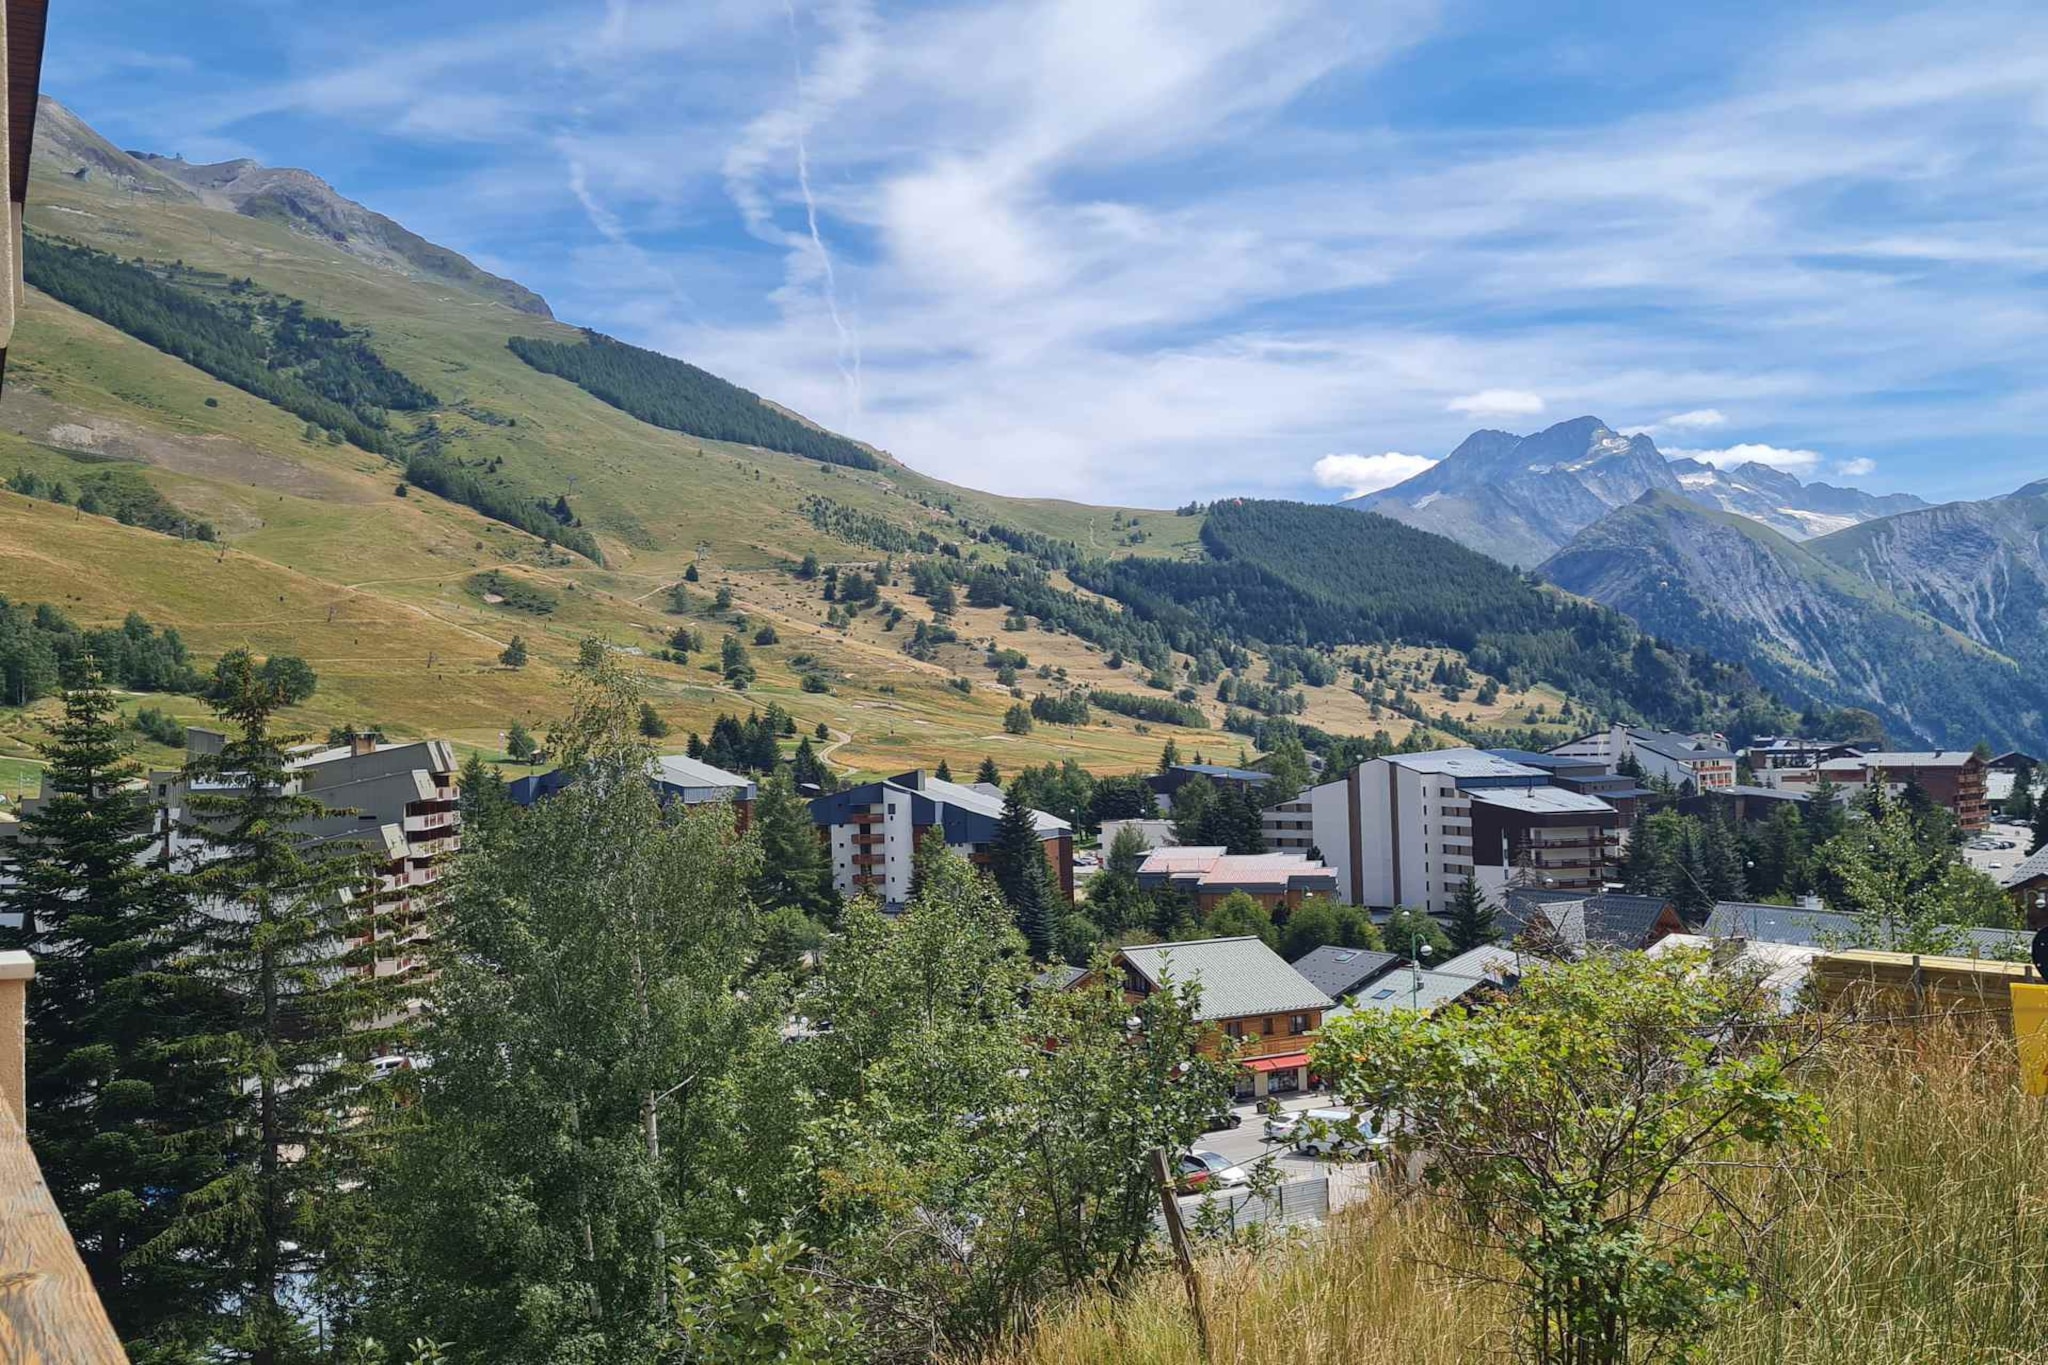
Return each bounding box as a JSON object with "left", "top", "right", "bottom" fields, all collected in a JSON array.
[{"left": 784, "top": 0, "right": 862, "bottom": 417}]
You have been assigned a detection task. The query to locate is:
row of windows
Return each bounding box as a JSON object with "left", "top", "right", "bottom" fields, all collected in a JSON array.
[{"left": 1224, "top": 1013, "right": 1314, "bottom": 1038}]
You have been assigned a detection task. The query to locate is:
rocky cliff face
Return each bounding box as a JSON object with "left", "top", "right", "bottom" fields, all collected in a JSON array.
[
  {"left": 31, "top": 96, "right": 551, "bottom": 318},
  {"left": 1669, "top": 458, "right": 1928, "bottom": 538},
  {"left": 1813, "top": 486, "right": 2048, "bottom": 680},
  {"left": 1540, "top": 491, "right": 2048, "bottom": 750},
  {"left": 1346, "top": 416, "right": 1913, "bottom": 566}
]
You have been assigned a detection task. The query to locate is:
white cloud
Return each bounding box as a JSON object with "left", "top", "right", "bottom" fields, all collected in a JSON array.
[
  {"left": 1836, "top": 456, "right": 1877, "bottom": 477},
  {"left": 1446, "top": 389, "right": 1547, "bottom": 420},
  {"left": 1650, "top": 408, "right": 1728, "bottom": 432},
  {"left": 1313, "top": 451, "right": 1438, "bottom": 498},
  {"left": 1667, "top": 442, "right": 1824, "bottom": 473}
]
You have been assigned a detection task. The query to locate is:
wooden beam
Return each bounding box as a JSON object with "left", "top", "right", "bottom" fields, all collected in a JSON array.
[{"left": 0, "top": 1098, "right": 131, "bottom": 1362}]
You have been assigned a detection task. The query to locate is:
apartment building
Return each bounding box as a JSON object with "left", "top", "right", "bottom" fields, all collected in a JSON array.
[
  {"left": 1774, "top": 750, "right": 1989, "bottom": 832},
  {"left": 1549, "top": 725, "right": 1737, "bottom": 792},
  {"left": 809, "top": 769, "right": 1071, "bottom": 908},
  {"left": 1260, "top": 795, "right": 1315, "bottom": 854},
  {"left": 148, "top": 730, "right": 462, "bottom": 981},
  {"left": 1148, "top": 762, "right": 1273, "bottom": 810},
  {"left": 1308, "top": 749, "right": 1622, "bottom": 914},
  {"left": 507, "top": 752, "right": 755, "bottom": 824}
]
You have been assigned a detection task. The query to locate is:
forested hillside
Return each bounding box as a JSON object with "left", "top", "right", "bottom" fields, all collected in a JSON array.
[
  {"left": 508, "top": 330, "right": 882, "bottom": 470},
  {"left": 24, "top": 234, "right": 433, "bottom": 453},
  {"left": 1077, "top": 499, "right": 1802, "bottom": 738}
]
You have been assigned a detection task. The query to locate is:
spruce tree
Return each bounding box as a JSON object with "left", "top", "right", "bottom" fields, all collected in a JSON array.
[
  {"left": 1158, "top": 739, "right": 1181, "bottom": 773},
  {"left": 2032, "top": 795, "right": 2048, "bottom": 856},
  {"left": 1014, "top": 852, "right": 1059, "bottom": 961},
  {"left": 976, "top": 755, "right": 1001, "bottom": 786},
  {"left": 791, "top": 735, "right": 828, "bottom": 792},
  {"left": 934, "top": 758, "right": 953, "bottom": 783},
  {"left": 0, "top": 666, "right": 233, "bottom": 1352},
  {"left": 175, "top": 650, "right": 408, "bottom": 1362},
  {"left": 1446, "top": 875, "right": 1500, "bottom": 952},
  {"left": 750, "top": 772, "right": 835, "bottom": 921},
  {"left": 989, "top": 787, "right": 1046, "bottom": 917}
]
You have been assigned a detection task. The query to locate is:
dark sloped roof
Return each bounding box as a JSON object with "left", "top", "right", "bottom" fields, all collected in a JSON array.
[{"left": 1289, "top": 946, "right": 1400, "bottom": 999}]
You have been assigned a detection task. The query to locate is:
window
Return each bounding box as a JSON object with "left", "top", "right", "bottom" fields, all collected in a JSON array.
[
  {"left": 1290, "top": 1014, "right": 1310, "bottom": 1035},
  {"left": 1262, "top": 1017, "right": 1274, "bottom": 1036}
]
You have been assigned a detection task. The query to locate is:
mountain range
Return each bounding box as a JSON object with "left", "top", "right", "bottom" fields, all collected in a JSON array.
[
  {"left": 1538, "top": 487, "right": 2048, "bottom": 751},
  {"left": 0, "top": 96, "right": 1809, "bottom": 780},
  {"left": 1344, "top": 416, "right": 1927, "bottom": 566}
]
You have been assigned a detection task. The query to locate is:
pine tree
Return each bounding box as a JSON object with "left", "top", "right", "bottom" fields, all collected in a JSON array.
[
  {"left": 1015, "top": 853, "right": 1059, "bottom": 961},
  {"left": 1446, "top": 875, "right": 1500, "bottom": 952},
  {"left": 750, "top": 773, "right": 835, "bottom": 921},
  {"left": 989, "top": 786, "right": 1046, "bottom": 917},
  {"left": 457, "top": 751, "right": 513, "bottom": 839},
  {"left": 977, "top": 755, "right": 1001, "bottom": 786},
  {"left": 791, "top": 735, "right": 828, "bottom": 792},
  {"left": 499, "top": 634, "right": 528, "bottom": 668},
  {"left": 174, "top": 650, "right": 409, "bottom": 1362},
  {"left": 2032, "top": 795, "right": 2048, "bottom": 855},
  {"left": 1158, "top": 739, "right": 1181, "bottom": 773},
  {"left": 0, "top": 667, "right": 234, "bottom": 1351},
  {"left": 934, "top": 758, "right": 953, "bottom": 782}
]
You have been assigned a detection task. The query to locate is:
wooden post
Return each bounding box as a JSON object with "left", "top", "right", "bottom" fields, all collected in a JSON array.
[
  {"left": 0, "top": 950, "right": 30, "bottom": 1130},
  {"left": 1149, "top": 1148, "right": 1213, "bottom": 1364}
]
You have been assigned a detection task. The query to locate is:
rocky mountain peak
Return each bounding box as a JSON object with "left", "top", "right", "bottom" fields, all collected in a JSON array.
[{"left": 33, "top": 96, "right": 551, "bottom": 319}]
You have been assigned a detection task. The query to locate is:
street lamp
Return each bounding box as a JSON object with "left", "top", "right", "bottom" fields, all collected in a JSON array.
[{"left": 1411, "top": 941, "right": 1432, "bottom": 1011}]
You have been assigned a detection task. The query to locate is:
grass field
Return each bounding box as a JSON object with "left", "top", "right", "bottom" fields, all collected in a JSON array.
[
  {"left": 0, "top": 128, "right": 1587, "bottom": 782},
  {"left": 994, "top": 1023, "right": 2048, "bottom": 1365}
]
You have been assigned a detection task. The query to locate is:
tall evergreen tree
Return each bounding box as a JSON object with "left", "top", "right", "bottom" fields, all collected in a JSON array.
[
  {"left": 1157, "top": 739, "right": 1181, "bottom": 773},
  {"left": 1169, "top": 774, "right": 1216, "bottom": 847},
  {"left": 750, "top": 772, "right": 835, "bottom": 921},
  {"left": 1446, "top": 875, "right": 1500, "bottom": 952},
  {"left": 934, "top": 758, "right": 953, "bottom": 782},
  {"left": 2033, "top": 794, "right": 2048, "bottom": 855},
  {"left": 0, "top": 666, "right": 233, "bottom": 1354},
  {"left": 988, "top": 787, "right": 1048, "bottom": 930},
  {"left": 790, "top": 735, "right": 828, "bottom": 793},
  {"left": 1014, "top": 853, "right": 1060, "bottom": 961},
  {"left": 173, "top": 649, "right": 406, "bottom": 1363},
  {"left": 976, "top": 755, "right": 1001, "bottom": 786}
]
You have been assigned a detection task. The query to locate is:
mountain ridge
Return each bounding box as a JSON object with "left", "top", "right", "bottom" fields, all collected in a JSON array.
[
  {"left": 1537, "top": 488, "right": 2047, "bottom": 749},
  {"left": 1346, "top": 415, "right": 1926, "bottom": 564},
  {"left": 30, "top": 95, "right": 553, "bottom": 319}
]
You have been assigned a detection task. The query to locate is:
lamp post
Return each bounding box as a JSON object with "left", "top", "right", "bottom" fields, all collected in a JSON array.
[{"left": 1411, "top": 941, "right": 1432, "bottom": 1010}]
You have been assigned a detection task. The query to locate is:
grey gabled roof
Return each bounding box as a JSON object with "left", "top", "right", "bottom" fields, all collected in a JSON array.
[
  {"left": 1503, "top": 890, "right": 1675, "bottom": 950},
  {"left": 1332, "top": 969, "right": 1488, "bottom": 1017},
  {"left": 1703, "top": 902, "right": 2028, "bottom": 957},
  {"left": 2001, "top": 844, "right": 2048, "bottom": 889},
  {"left": 1704, "top": 903, "right": 1858, "bottom": 947},
  {"left": 1289, "top": 946, "right": 1400, "bottom": 1000},
  {"left": 1118, "top": 937, "right": 1334, "bottom": 1021}
]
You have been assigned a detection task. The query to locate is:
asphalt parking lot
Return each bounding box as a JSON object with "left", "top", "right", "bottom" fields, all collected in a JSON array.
[
  {"left": 1963, "top": 821, "right": 2032, "bottom": 877},
  {"left": 1180, "top": 1091, "right": 1368, "bottom": 1204}
]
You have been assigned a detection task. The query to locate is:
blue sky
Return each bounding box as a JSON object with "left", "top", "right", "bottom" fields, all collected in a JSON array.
[{"left": 39, "top": 0, "right": 2048, "bottom": 507}]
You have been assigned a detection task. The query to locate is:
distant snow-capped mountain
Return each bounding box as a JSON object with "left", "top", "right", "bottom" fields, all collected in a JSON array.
[{"left": 1342, "top": 416, "right": 1925, "bottom": 566}]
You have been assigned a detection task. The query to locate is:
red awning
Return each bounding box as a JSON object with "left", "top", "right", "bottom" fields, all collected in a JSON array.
[{"left": 1242, "top": 1052, "right": 1310, "bottom": 1073}]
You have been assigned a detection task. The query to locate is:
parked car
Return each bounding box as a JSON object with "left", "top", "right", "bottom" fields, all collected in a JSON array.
[
  {"left": 1177, "top": 1150, "right": 1249, "bottom": 1192},
  {"left": 1203, "top": 1108, "right": 1244, "bottom": 1132},
  {"left": 1292, "top": 1108, "right": 1392, "bottom": 1159},
  {"left": 1265, "top": 1105, "right": 1348, "bottom": 1147}
]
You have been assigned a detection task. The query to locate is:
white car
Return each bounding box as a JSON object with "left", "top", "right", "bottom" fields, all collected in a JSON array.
[
  {"left": 1292, "top": 1108, "right": 1392, "bottom": 1158},
  {"left": 1180, "top": 1150, "right": 1249, "bottom": 1190}
]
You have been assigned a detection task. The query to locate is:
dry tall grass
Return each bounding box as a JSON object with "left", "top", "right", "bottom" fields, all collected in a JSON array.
[{"left": 994, "top": 1023, "right": 2048, "bottom": 1365}]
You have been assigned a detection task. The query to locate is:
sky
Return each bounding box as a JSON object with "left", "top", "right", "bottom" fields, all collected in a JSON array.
[{"left": 39, "top": 0, "right": 2048, "bottom": 507}]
